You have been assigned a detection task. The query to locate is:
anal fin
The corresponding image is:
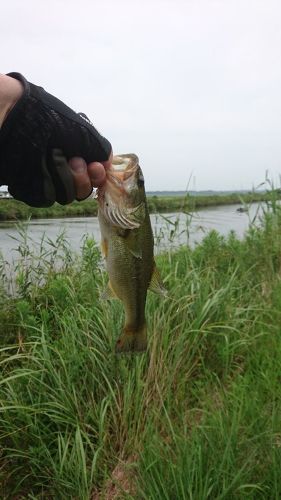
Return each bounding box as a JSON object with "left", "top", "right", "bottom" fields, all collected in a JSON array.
[{"left": 100, "top": 281, "right": 119, "bottom": 301}]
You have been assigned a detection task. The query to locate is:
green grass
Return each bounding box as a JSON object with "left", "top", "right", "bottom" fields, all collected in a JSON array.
[
  {"left": 0, "top": 190, "right": 278, "bottom": 221},
  {"left": 0, "top": 198, "right": 99, "bottom": 221},
  {"left": 1, "top": 200, "right": 281, "bottom": 498}
]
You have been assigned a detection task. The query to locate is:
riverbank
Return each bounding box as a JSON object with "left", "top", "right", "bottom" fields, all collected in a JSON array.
[
  {"left": 0, "top": 191, "right": 277, "bottom": 221},
  {"left": 1, "top": 202, "right": 281, "bottom": 497}
]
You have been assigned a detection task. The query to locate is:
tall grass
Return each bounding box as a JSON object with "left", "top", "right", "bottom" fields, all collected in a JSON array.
[{"left": 1, "top": 196, "right": 281, "bottom": 498}]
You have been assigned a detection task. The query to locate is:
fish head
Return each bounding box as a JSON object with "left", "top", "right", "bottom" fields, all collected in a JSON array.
[{"left": 97, "top": 154, "right": 146, "bottom": 229}]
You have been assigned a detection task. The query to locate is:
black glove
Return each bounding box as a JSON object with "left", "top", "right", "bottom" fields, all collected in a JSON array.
[{"left": 0, "top": 73, "right": 112, "bottom": 207}]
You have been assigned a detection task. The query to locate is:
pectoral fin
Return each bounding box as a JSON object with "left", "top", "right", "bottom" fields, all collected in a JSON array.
[
  {"left": 123, "top": 230, "right": 142, "bottom": 259},
  {"left": 149, "top": 263, "right": 167, "bottom": 296},
  {"left": 101, "top": 281, "right": 119, "bottom": 301}
]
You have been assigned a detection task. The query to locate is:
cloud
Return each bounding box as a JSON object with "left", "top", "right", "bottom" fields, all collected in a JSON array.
[{"left": 1, "top": 0, "right": 281, "bottom": 190}]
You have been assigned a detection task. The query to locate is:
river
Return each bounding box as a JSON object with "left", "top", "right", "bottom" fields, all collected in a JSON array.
[{"left": 0, "top": 203, "right": 262, "bottom": 265}]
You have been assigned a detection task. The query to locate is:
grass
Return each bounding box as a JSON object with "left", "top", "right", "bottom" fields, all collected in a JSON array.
[
  {"left": 0, "top": 197, "right": 281, "bottom": 498},
  {"left": 0, "top": 198, "right": 100, "bottom": 221},
  {"left": 0, "top": 189, "right": 278, "bottom": 221}
]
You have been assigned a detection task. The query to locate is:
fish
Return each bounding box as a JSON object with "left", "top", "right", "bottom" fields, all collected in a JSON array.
[{"left": 97, "top": 153, "right": 166, "bottom": 353}]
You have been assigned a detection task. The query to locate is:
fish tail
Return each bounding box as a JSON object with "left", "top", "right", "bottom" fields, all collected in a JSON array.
[{"left": 115, "top": 324, "right": 147, "bottom": 354}]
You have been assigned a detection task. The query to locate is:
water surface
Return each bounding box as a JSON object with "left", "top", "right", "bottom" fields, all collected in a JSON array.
[{"left": 0, "top": 203, "right": 261, "bottom": 265}]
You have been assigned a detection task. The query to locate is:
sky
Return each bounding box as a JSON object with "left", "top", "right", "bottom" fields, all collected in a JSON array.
[{"left": 1, "top": 0, "right": 281, "bottom": 191}]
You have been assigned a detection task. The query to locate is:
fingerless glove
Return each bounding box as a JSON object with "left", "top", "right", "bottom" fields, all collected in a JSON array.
[{"left": 0, "top": 73, "right": 112, "bottom": 206}]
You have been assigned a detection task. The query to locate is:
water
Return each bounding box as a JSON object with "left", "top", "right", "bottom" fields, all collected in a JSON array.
[{"left": 0, "top": 203, "right": 261, "bottom": 265}]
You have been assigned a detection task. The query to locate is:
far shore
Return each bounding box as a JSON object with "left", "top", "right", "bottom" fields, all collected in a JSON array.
[{"left": 0, "top": 191, "right": 278, "bottom": 222}]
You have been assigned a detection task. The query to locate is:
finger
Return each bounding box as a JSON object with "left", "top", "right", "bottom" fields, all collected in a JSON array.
[
  {"left": 69, "top": 157, "right": 92, "bottom": 200},
  {"left": 87, "top": 150, "right": 113, "bottom": 187},
  {"left": 101, "top": 150, "right": 113, "bottom": 170},
  {"left": 87, "top": 161, "right": 106, "bottom": 187}
]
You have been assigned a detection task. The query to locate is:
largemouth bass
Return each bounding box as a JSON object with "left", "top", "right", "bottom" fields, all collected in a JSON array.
[{"left": 97, "top": 153, "right": 166, "bottom": 353}]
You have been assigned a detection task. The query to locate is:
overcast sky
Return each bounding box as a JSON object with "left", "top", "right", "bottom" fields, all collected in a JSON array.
[{"left": 2, "top": 0, "right": 281, "bottom": 191}]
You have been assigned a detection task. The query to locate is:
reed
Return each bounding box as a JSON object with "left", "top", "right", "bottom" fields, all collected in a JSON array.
[{"left": 0, "top": 194, "right": 281, "bottom": 498}]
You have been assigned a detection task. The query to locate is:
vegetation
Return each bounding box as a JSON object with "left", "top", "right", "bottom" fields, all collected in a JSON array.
[
  {"left": 0, "top": 198, "right": 99, "bottom": 221},
  {"left": 0, "top": 198, "right": 281, "bottom": 498},
  {"left": 147, "top": 190, "right": 274, "bottom": 213},
  {"left": 0, "top": 190, "right": 278, "bottom": 221}
]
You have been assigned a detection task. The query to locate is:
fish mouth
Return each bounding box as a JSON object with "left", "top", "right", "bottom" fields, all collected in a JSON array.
[
  {"left": 105, "top": 153, "right": 139, "bottom": 185},
  {"left": 97, "top": 154, "right": 139, "bottom": 197},
  {"left": 97, "top": 154, "right": 144, "bottom": 229},
  {"left": 110, "top": 154, "right": 139, "bottom": 174}
]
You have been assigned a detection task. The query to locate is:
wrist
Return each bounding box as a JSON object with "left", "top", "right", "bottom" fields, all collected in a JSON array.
[{"left": 0, "top": 74, "right": 23, "bottom": 127}]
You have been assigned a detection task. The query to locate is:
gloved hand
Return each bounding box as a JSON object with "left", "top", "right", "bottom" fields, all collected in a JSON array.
[{"left": 0, "top": 73, "right": 112, "bottom": 207}]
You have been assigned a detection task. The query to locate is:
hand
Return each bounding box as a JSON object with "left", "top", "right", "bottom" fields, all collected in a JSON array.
[
  {"left": 0, "top": 73, "right": 112, "bottom": 206},
  {"left": 0, "top": 74, "right": 111, "bottom": 198}
]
